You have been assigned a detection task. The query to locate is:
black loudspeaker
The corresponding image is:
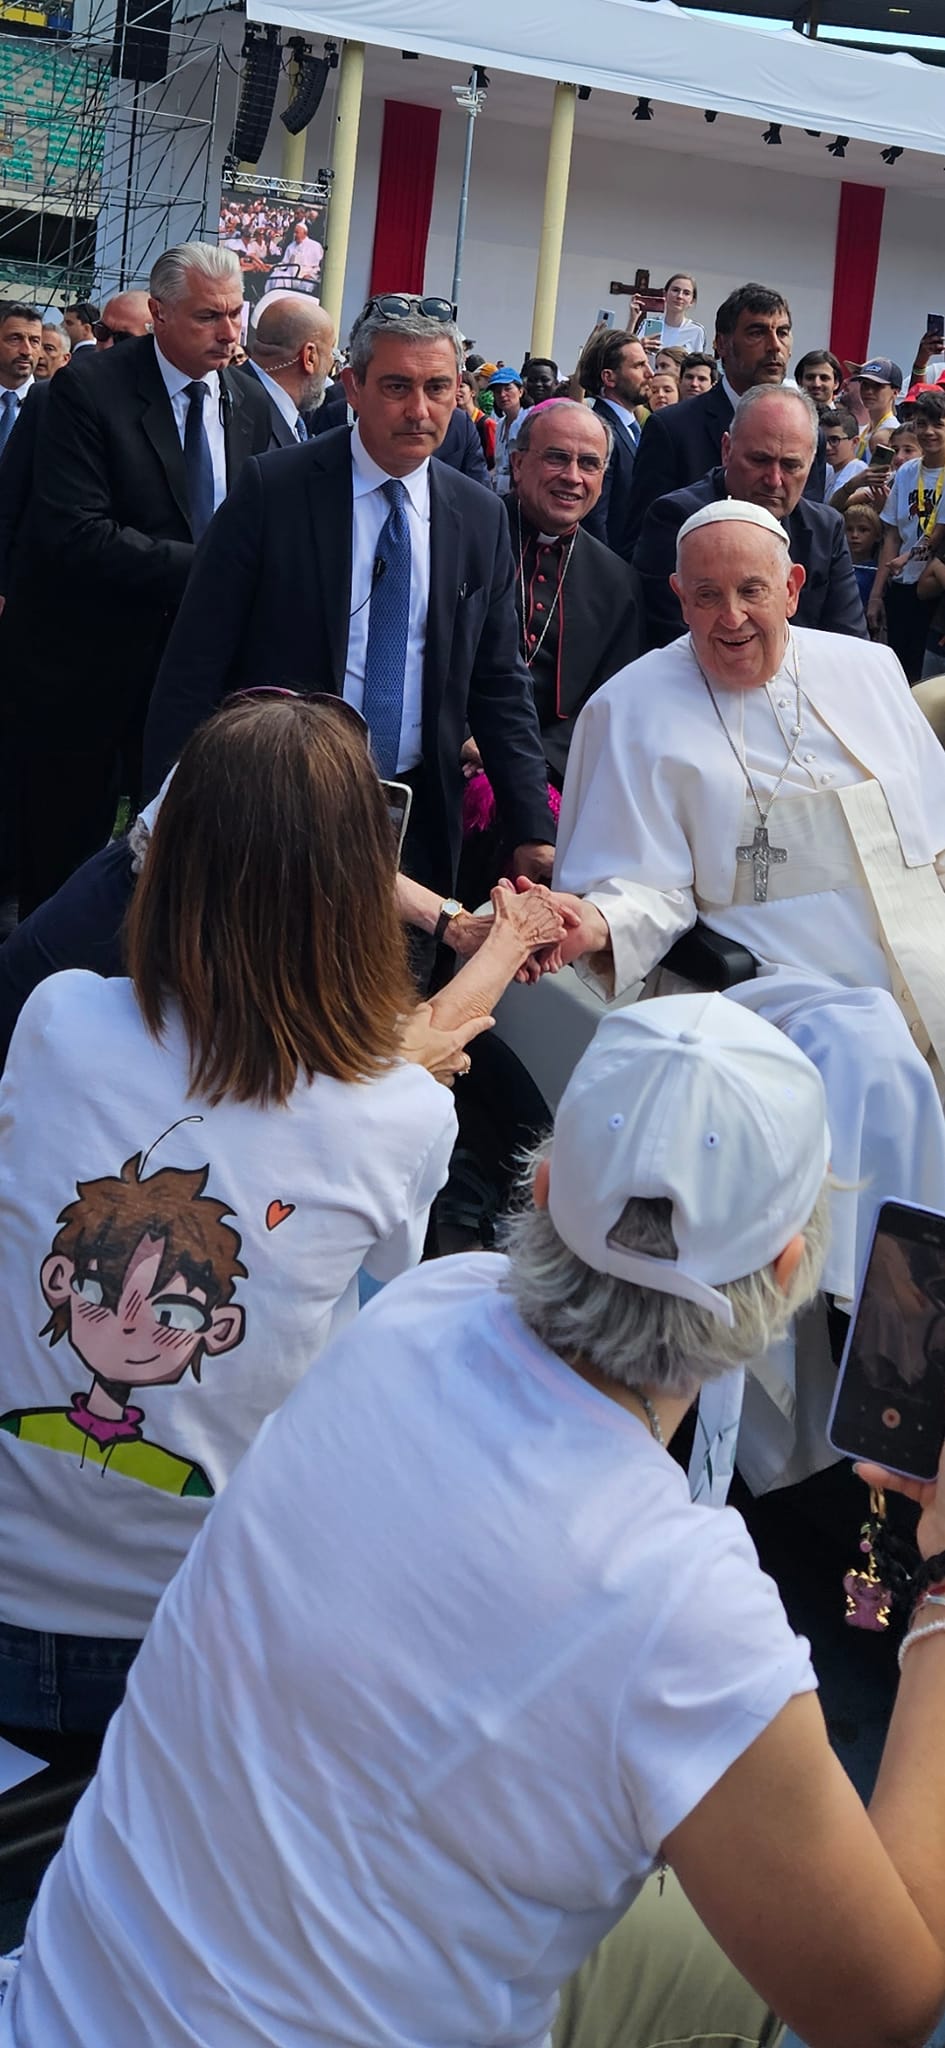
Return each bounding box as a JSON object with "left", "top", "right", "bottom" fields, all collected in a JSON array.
[
  {"left": 232, "top": 28, "right": 283, "bottom": 165},
  {"left": 111, "top": 0, "right": 173, "bottom": 85}
]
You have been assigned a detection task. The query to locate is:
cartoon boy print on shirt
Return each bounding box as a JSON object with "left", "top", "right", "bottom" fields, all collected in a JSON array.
[{"left": 0, "top": 1152, "right": 247, "bottom": 1497}]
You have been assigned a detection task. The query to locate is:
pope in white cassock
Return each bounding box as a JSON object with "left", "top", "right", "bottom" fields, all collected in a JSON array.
[{"left": 551, "top": 498, "right": 945, "bottom": 1496}]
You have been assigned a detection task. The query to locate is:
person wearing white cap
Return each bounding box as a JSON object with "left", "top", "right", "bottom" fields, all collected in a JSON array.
[
  {"left": 546, "top": 496, "right": 945, "bottom": 1491},
  {"left": 8, "top": 995, "right": 945, "bottom": 2048}
]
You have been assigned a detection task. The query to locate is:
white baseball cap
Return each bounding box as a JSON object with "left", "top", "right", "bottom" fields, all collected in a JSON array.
[{"left": 546, "top": 993, "right": 830, "bottom": 1329}]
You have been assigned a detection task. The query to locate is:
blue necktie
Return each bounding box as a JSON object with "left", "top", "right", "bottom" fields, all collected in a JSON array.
[
  {"left": 184, "top": 381, "right": 215, "bottom": 539},
  {"left": 362, "top": 478, "right": 411, "bottom": 778},
  {"left": 0, "top": 389, "right": 19, "bottom": 455},
  {"left": 295, "top": 417, "right": 308, "bottom": 444}
]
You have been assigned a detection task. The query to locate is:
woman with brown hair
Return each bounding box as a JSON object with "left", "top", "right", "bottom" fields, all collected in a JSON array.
[{"left": 0, "top": 694, "right": 563, "bottom": 1734}]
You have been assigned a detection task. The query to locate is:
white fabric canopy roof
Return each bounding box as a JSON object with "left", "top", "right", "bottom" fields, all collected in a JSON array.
[{"left": 247, "top": 0, "right": 945, "bottom": 156}]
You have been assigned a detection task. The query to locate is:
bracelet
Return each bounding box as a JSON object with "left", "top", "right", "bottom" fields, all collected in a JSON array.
[
  {"left": 910, "top": 1591, "right": 945, "bottom": 1625},
  {"left": 898, "top": 1618, "right": 945, "bottom": 1672}
]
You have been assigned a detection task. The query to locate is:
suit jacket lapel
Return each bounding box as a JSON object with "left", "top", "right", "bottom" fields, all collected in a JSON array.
[
  {"left": 222, "top": 365, "right": 258, "bottom": 482},
  {"left": 425, "top": 462, "right": 460, "bottom": 731},
  {"left": 137, "top": 344, "right": 191, "bottom": 532},
  {"left": 307, "top": 429, "right": 353, "bottom": 691}
]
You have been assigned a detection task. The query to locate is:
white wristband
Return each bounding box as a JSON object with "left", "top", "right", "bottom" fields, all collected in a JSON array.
[{"left": 898, "top": 1618, "right": 945, "bottom": 1672}]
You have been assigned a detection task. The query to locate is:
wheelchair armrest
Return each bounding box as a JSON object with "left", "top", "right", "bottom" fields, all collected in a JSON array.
[{"left": 662, "top": 919, "right": 757, "bottom": 991}]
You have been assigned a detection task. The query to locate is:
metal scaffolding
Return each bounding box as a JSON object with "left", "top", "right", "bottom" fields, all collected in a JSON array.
[{"left": 0, "top": 0, "right": 225, "bottom": 302}]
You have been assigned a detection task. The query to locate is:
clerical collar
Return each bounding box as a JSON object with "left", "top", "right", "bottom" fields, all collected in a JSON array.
[{"left": 515, "top": 499, "right": 578, "bottom": 544}]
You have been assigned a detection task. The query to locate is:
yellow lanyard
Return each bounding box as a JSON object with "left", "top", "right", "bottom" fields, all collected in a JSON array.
[{"left": 916, "top": 466, "right": 944, "bottom": 536}]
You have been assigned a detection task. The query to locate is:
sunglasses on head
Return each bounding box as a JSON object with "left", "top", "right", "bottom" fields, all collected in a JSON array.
[{"left": 363, "top": 294, "right": 456, "bottom": 325}]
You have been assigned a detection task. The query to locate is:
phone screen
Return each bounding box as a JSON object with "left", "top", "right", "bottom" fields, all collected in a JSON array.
[
  {"left": 868, "top": 446, "right": 895, "bottom": 472},
  {"left": 380, "top": 780, "right": 412, "bottom": 866},
  {"left": 828, "top": 1201, "right": 945, "bottom": 1481}
]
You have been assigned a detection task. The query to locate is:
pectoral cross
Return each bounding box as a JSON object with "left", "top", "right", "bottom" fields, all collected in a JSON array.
[{"left": 736, "top": 823, "right": 787, "bottom": 904}]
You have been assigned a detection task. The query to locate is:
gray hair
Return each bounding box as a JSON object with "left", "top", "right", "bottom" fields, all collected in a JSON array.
[
  {"left": 729, "top": 381, "right": 819, "bottom": 454},
  {"left": 514, "top": 398, "right": 613, "bottom": 463},
  {"left": 348, "top": 307, "right": 463, "bottom": 379},
  {"left": 502, "top": 1138, "right": 830, "bottom": 1400},
  {"left": 149, "top": 243, "right": 242, "bottom": 303}
]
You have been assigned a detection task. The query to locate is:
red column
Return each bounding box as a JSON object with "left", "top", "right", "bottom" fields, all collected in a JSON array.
[
  {"left": 369, "top": 101, "right": 441, "bottom": 296},
  {"left": 829, "top": 181, "right": 886, "bottom": 368}
]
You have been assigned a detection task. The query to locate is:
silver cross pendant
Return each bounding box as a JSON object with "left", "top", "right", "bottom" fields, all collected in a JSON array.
[{"left": 736, "top": 823, "right": 788, "bottom": 904}]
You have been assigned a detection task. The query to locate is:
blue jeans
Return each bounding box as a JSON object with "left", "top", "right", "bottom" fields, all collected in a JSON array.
[{"left": 0, "top": 1619, "right": 140, "bottom": 1735}]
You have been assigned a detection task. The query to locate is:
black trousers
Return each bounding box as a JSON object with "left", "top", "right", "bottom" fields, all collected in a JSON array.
[
  {"left": 15, "top": 692, "right": 148, "bottom": 921},
  {"left": 883, "top": 581, "right": 935, "bottom": 685}
]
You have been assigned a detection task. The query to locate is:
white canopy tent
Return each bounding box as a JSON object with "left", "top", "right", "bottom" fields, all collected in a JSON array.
[{"left": 247, "top": 0, "right": 945, "bottom": 157}]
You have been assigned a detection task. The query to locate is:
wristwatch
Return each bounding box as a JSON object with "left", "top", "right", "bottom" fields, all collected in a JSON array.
[{"left": 433, "top": 897, "right": 464, "bottom": 945}]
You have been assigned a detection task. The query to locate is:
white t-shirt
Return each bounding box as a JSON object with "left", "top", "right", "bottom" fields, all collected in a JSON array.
[
  {"left": 660, "top": 317, "right": 706, "bottom": 353},
  {"left": 881, "top": 457, "right": 945, "bottom": 585},
  {"left": 6, "top": 1256, "right": 815, "bottom": 2048},
  {"left": 827, "top": 456, "right": 868, "bottom": 498},
  {"left": 0, "top": 971, "right": 454, "bottom": 1637}
]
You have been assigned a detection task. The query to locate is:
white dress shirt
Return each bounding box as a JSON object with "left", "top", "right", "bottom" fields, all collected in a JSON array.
[
  {"left": 246, "top": 360, "right": 300, "bottom": 437},
  {"left": 598, "top": 393, "right": 640, "bottom": 448},
  {"left": 153, "top": 339, "right": 227, "bottom": 513},
  {"left": 344, "top": 422, "right": 430, "bottom": 775},
  {"left": 2, "top": 372, "right": 34, "bottom": 423}
]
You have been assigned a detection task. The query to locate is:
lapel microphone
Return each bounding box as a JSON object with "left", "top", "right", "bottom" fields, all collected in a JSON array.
[{"left": 349, "top": 558, "right": 386, "bottom": 623}]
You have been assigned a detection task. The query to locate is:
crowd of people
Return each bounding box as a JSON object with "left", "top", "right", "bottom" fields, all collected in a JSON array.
[{"left": 1, "top": 244, "right": 945, "bottom": 2048}]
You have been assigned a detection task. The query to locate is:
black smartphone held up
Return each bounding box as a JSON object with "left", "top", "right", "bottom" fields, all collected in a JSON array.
[
  {"left": 927, "top": 313, "right": 945, "bottom": 342},
  {"left": 828, "top": 1200, "right": 945, "bottom": 1482},
  {"left": 867, "top": 444, "right": 895, "bottom": 473},
  {"left": 380, "top": 779, "right": 413, "bottom": 866}
]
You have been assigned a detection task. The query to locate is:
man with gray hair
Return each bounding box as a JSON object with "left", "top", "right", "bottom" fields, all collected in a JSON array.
[
  {"left": 144, "top": 293, "right": 556, "bottom": 926},
  {"left": 632, "top": 384, "right": 867, "bottom": 649},
  {"left": 539, "top": 499, "right": 945, "bottom": 1493},
  {"left": 3, "top": 241, "right": 272, "bottom": 913},
  {"left": 238, "top": 293, "right": 335, "bottom": 446},
  {"left": 503, "top": 398, "right": 641, "bottom": 782}
]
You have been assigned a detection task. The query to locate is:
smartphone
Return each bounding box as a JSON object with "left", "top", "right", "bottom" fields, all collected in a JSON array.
[
  {"left": 828, "top": 1200, "right": 945, "bottom": 1482},
  {"left": 633, "top": 266, "right": 650, "bottom": 293},
  {"left": 867, "top": 445, "right": 895, "bottom": 472},
  {"left": 927, "top": 313, "right": 945, "bottom": 341},
  {"left": 380, "top": 779, "right": 412, "bottom": 866}
]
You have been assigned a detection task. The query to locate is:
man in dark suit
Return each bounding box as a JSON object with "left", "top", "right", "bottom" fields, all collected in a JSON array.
[
  {"left": 311, "top": 374, "right": 490, "bottom": 485},
  {"left": 576, "top": 328, "right": 651, "bottom": 561},
  {"left": 144, "top": 298, "right": 555, "bottom": 917},
  {"left": 503, "top": 400, "right": 642, "bottom": 782},
  {"left": 625, "top": 284, "right": 827, "bottom": 556},
  {"left": 3, "top": 242, "right": 272, "bottom": 915},
  {"left": 633, "top": 386, "right": 866, "bottom": 650},
  {"left": 237, "top": 294, "right": 336, "bottom": 447}
]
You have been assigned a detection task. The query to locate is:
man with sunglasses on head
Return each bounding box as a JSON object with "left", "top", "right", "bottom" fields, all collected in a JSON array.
[{"left": 144, "top": 293, "right": 557, "bottom": 946}]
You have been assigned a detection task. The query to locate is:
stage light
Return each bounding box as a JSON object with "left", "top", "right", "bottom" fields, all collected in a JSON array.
[
  {"left": 763, "top": 124, "right": 782, "bottom": 145},
  {"left": 880, "top": 145, "right": 903, "bottom": 164},
  {"left": 827, "top": 135, "right": 848, "bottom": 157},
  {"left": 232, "top": 25, "right": 282, "bottom": 166},
  {"left": 633, "top": 97, "right": 653, "bottom": 120},
  {"left": 577, "top": 84, "right": 591, "bottom": 100},
  {"left": 704, "top": 109, "right": 718, "bottom": 122}
]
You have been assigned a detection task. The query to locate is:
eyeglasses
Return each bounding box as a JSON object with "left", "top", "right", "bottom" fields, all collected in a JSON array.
[
  {"left": 221, "top": 686, "right": 369, "bottom": 742},
  {"left": 534, "top": 448, "right": 606, "bottom": 475},
  {"left": 363, "top": 294, "right": 456, "bottom": 325}
]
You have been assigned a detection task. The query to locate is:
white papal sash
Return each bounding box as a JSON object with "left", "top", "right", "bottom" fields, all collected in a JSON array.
[{"left": 836, "top": 780, "right": 945, "bottom": 1073}]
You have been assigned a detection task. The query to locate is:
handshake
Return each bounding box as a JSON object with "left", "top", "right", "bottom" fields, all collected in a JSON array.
[{"left": 482, "top": 876, "right": 611, "bottom": 984}]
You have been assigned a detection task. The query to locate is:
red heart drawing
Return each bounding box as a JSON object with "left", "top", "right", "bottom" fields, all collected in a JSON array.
[{"left": 266, "top": 1199, "right": 295, "bottom": 1231}]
